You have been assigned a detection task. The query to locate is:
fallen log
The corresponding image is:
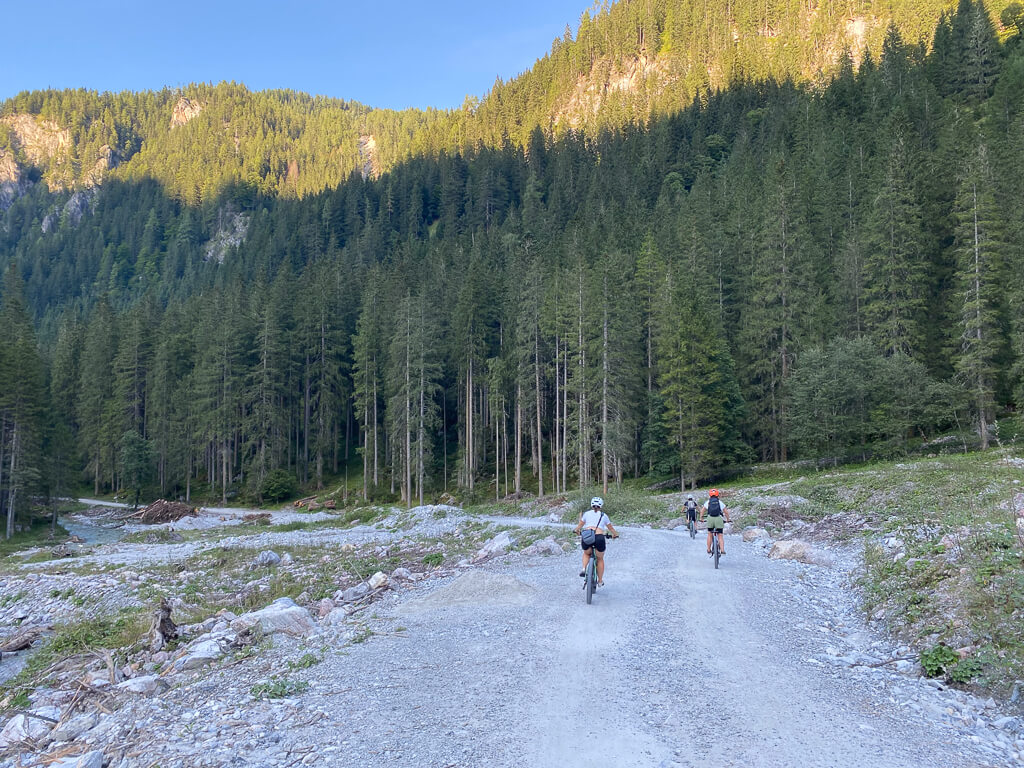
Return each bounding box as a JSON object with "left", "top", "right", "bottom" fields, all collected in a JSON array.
[{"left": 0, "top": 626, "right": 47, "bottom": 654}]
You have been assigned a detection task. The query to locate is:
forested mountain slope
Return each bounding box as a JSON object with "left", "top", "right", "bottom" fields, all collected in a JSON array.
[
  {"left": 1, "top": 0, "right": 1023, "bottom": 535},
  {"left": 2, "top": 0, "right": 1012, "bottom": 203}
]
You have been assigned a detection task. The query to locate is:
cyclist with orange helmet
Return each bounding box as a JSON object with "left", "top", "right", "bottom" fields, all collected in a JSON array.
[{"left": 700, "top": 488, "right": 732, "bottom": 557}]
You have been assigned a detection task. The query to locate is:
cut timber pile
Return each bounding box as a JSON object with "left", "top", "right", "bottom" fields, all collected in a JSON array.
[{"left": 121, "top": 499, "right": 199, "bottom": 524}]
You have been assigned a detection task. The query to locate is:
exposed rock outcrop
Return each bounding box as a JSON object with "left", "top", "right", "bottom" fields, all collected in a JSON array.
[
  {"left": 0, "top": 150, "right": 28, "bottom": 210},
  {"left": 171, "top": 97, "right": 203, "bottom": 127},
  {"left": 358, "top": 135, "right": 378, "bottom": 180},
  {"left": 204, "top": 210, "right": 250, "bottom": 263},
  {"left": 85, "top": 143, "right": 120, "bottom": 186},
  {"left": 1, "top": 114, "right": 71, "bottom": 166}
]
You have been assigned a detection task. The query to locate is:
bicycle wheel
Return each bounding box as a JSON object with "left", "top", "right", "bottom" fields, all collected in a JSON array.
[
  {"left": 689, "top": 519, "right": 695, "bottom": 539},
  {"left": 712, "top": 534, "right": 720, "bottom": 569},
  {"left": 585, "top": 558, "right": 596, "bottom": 604}
]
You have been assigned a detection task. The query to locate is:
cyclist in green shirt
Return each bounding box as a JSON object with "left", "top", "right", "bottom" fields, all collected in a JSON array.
[{"left": 700, "top": 488, "right": 732, "bottom": 556}]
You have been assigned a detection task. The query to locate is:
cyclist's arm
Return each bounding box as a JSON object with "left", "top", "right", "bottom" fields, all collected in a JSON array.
[
  {"left": 606, "top": 522, "right": 619, "bottom": 537},
  {"left": 724, "top": 505, "right": 732, "bottom": 522},
  {"left": 573, "top": 515, "right": 583, "bottom": 535},
  {"left": 699, "top": 505, "right": 706, "bottom": 521}
]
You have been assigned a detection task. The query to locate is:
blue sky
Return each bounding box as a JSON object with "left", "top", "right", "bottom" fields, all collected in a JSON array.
[{"left": 4, "top": 0, "right": 589, "bottom": 110}]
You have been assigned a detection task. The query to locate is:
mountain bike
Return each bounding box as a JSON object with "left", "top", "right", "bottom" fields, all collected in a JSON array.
[
  {"left": 583, "top": 548, "right": 598, "bottom": 603},
  {"left": 580, "top": 534, "right": 615, "bottom": 604},
  {"left": 688, "top": 516, "right": 696, "bottom": 539}
]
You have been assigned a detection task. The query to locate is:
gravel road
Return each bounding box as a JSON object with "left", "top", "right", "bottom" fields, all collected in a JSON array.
[
  {"left": 278, "top": 524, "right": 1008, "bottom": 768},
  {"left": 5, "top": 515, "right": 1020, "bottom": 767}
]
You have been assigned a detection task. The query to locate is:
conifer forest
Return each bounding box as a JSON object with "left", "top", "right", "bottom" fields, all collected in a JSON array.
[{"left": 2, "top": 0, "right": 1024, "bottom": 535}]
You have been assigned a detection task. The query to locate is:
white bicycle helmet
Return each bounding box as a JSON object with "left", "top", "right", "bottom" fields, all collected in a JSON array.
[
  {"left": 590, "top": 497, "right": 604, "bottom": 508},
  {"left": 687, "top": 494, "right": 694, "bottom": 501}
]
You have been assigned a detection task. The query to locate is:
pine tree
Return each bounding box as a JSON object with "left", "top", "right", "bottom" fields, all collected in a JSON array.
[
  {"left": 0, "top": 267, "right": 46, "bottom": 538},
  {"left": 352, "top": 271, "right": 387, "bottom": 498},
  {"left": 863, "top": 110, "right": 928, "bottom": 357},
  {"left": 77, "top": 298, "right": 119, "bottom": 494},
  {"left": 951, "top": 138, "right": 1006, "bottom": 449}
]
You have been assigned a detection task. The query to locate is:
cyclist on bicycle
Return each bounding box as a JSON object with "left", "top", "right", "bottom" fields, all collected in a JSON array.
[
  {"left": 683, "top": 494, "right": 698, "bottom": 530},
  {"left": 573, "top": 496, "right": 619, "bottom": 587},
  {"left": 700, "top": 488, "right": 731, "bottom": 556}
]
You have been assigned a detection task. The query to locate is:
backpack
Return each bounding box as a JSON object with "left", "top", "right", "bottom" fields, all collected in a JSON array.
[{"left": 707, "top": 496, "right": 722, "bottom": 517}]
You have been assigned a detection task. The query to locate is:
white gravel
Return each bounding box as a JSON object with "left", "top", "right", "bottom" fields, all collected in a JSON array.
[{"left": 2, "top": 514, "right": 1022, "bottom": 767}]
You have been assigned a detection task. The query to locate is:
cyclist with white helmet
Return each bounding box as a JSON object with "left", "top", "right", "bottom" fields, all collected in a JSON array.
[{"left": 573, "top": 496, "right": 619, "bottom": 587}]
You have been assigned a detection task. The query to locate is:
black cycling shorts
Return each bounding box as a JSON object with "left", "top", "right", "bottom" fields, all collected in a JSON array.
[
  {"left": 686, "top": 509, "right": 697, "bottom": 521},
  {"left": 581, "top": 534, "right": 607, "bottom": 552}
]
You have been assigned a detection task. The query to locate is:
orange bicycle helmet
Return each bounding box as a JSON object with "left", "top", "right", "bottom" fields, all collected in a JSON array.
[{"left": 709, "top": 488, "right": 719, "bottom": 497}]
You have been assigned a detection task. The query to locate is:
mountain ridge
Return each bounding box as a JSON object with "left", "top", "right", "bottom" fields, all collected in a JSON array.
[{"left": 2, "top": 0, "right": 1005, "bottom": 206}]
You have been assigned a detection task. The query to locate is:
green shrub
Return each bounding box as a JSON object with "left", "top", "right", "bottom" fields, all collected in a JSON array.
[
  {"left": 422, "top": 552, "right": 443, "bottom": 566},
  {"left": 261, "top": 469, "right": 298, "bottom": 502},
  {"left": 920, "top": 643, "right": 959, "bottom": 678},
  {"left": 250, "top": 676, "right": 309, "bottom": 699}
]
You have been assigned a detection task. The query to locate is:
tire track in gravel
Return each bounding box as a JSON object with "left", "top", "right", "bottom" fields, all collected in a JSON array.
[{"left": 292, "top": 522, "right": 1004, "bottom": 768}]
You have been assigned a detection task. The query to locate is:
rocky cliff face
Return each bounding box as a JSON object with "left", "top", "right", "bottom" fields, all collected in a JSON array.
[
  {"left": 85, "top": 144, "right": 120, "bottom": 187},
  {"left": 1, "top": 114, "right": 71, "bottom": 166},
  {"left": 0, "top": 150, "right": 28, "bottom": 210},
  {"left": 554, "top": 53, "right": 674, "bottom": 131},
  {"left": 358, "top": 135, "right": 378, "bottom": 180},
  {"left": 171, "top": 97, "right": 203, "bottom": 127},
  {"left": 0, "top": 115, "right": 124, "bottom": 207}
]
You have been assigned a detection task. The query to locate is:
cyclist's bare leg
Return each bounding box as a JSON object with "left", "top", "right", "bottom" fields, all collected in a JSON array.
[
  {"left": 718, "top": 532, "right": 726, "bottom": 554},
  {"left": 595, "top": 549, "right": 606, "bottom": 584},
  {"left": 706, "top": 529, "right": 713, "bottom": 554},
  {"left": 581, "top": 548, "right": 592, "bottom": 574}
]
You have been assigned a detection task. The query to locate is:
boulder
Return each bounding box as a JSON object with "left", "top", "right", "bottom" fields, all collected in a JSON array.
[
  {"left": 50, "top": 751, "right": 104, "bottom": 768},
  {"left": 232, "top": 597, "right": 316, "bottom": 638},
  {"left": 339, "top": 583, "right": 371, "bottom": 603},
  {"left": 521, "top": 536, "right": 564, "bottom": 556},
  {"left": 316, "top": 598, "right": 335, "bottom": 618},
  {"left": 321, "top": 607, "right": 348, "bottom": 626},
  {"left": 84, "top": 668, "right": 117, "bottom": 687},
  {"left": 0, "top": 705, "right": 60, "bottom": 748},
  {"left": 742, "top": 527, "right": 770, "bottom": 542},
  {"left": 255, "top": 550, "right": 282, "bottom": 567},
  {"left": 391, "top": 567, "right": 414, "bottom": 581},
  {"left": 473, "top": 531, "right": 513, "bottom": 562},
  {"left": 768, "top": 539, "right": 833, "bottom": 566},
  {"left": 117, "top": 675, "right": 168, "bottom": 695},
  {"left": 50, "top": 712, "right": 98, "bottom": 742},
  {"left": 368, "top": 572, "right": 389, "bottom": 590},
  {"left": 177, "top": 638, "right": 225, "bottom": 670}
]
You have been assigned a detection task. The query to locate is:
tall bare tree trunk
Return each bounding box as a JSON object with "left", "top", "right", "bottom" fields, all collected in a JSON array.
[
  {"left": 5, "top": 422, "right": 18, "bottom": 539},
  {"left": 372, "top": 375, "right": 379, "bottom": 488},
  {"left": 602, "top": 291, "right": 609, "bottom": 497},
  {"left": 534, "top": 328, "right": 544, "bottom": 498},
  {"left": 554, "top": 335, "right": 560, "bottom": 494},
  {"left": 515, "top": 382, "right": 522, "bottom": 495},
  {"left": 466, "top": 361, "right": 474, "bottom": 490},
  {"left": 972, "top": 183, "right": 989, "bottom": 450}
]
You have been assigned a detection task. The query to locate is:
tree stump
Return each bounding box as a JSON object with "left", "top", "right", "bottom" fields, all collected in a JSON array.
[{"left": 148, "top": 598, "right": 178, "bottom": 653}]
